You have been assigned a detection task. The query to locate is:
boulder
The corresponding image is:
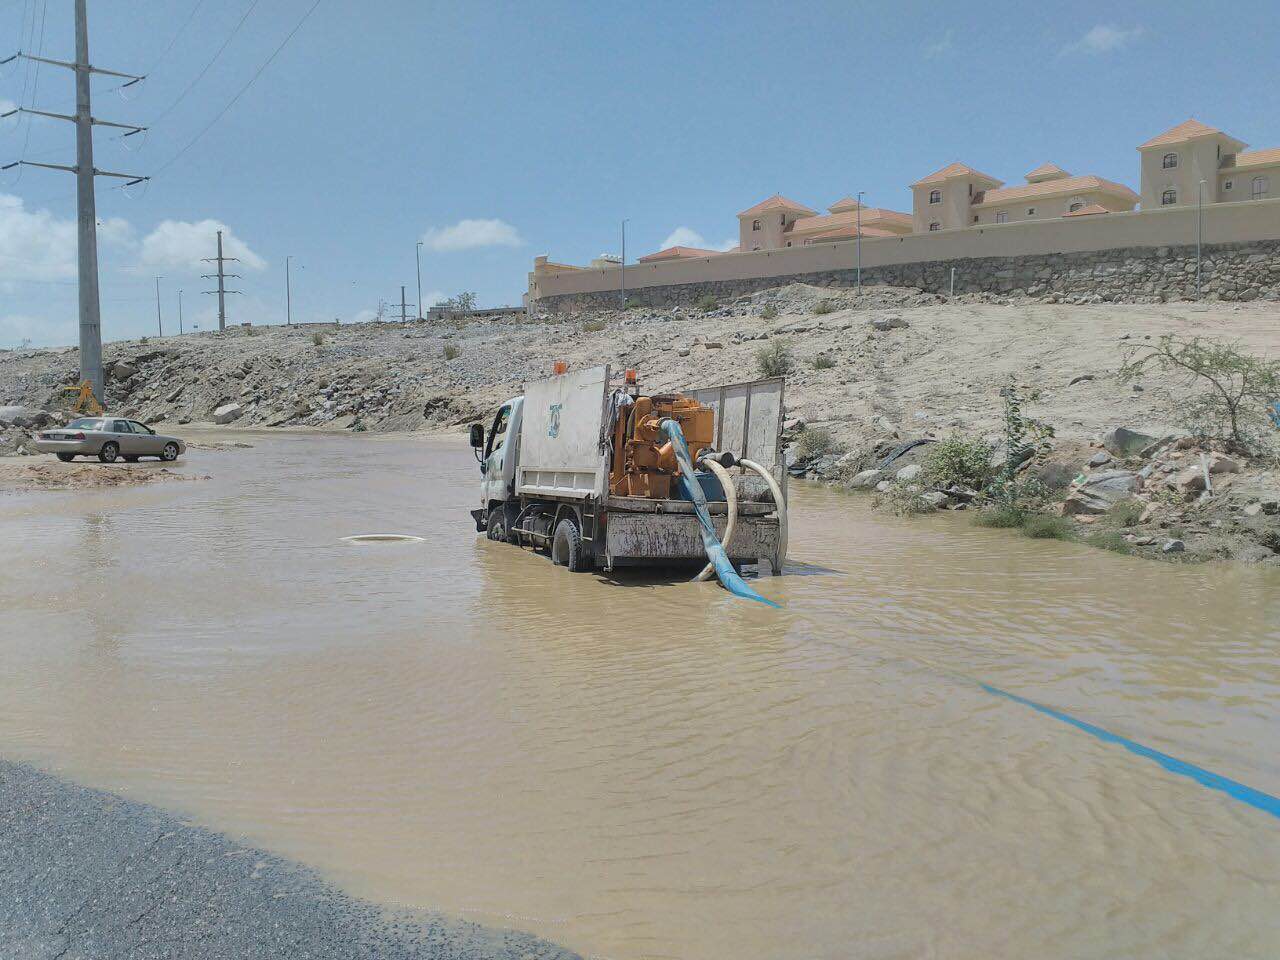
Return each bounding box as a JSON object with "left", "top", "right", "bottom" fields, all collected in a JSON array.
[
  {"left": 1087, "top": 451, "right": 1112, "bottom": 468},
  {"left": 921, "top": 491, "right": 950, "bottom": 509},
  {"left": 0, "top": 405, "right": 49, "bottom": 428},
  {"left": 1162, "top": 539, "right": 1186, "bottom": 554},
  {"left": 111, "top": 362, "right": 138, "bottom": 381},
  {"left": 896, "top": 463, "right": 922, "bottom": 482},
  {"left": 849, "top": 468, "right": 883, "bottom": 489},
  {"left": 1101, "top": 426, "right": 1158, "bottom": 458},
  {"left": 1061, "top": 469, "right": 1140, "bottom": 515},
  {"left": 1206, "top": 454, "right": 1239, "bottom": 475},
  {"left": 212, "top": 402, "right": 243, "bottom": 425},
  {"left": 869, "top": 315, "right": 909, "bottom": 332}
]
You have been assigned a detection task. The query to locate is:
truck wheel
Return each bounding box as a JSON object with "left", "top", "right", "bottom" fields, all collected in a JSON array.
[
  {"left": 551, "top": 517, "right": 589, "bottom": 572},
  {"left": 486, "top": 511, "right": 508, "bottom": 542}
]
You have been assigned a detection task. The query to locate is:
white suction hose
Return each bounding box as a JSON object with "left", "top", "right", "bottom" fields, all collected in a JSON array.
[
  {"left": 695, "top": 457, "right": 737, "bottom": 582},
  {"left": 738, "top": 458, "right": 788, "bottom": 574}
]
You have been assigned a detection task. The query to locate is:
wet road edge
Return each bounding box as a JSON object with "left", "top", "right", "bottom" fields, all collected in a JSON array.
[{"left": 0, "top": 760, "right": 581, "bottom": 960}]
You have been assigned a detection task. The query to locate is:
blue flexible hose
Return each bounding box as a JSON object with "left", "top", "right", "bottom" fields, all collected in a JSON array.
[{"left": 660, "top": 419, "right": 780, "bottom": 608}]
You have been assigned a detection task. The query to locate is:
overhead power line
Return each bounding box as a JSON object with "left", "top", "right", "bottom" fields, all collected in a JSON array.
[
  {"left": 151, "top": 0, "right": 322, "bottom": 178},
  {"left": 148, "top": 0, "right": 262, "bottom": 125}
]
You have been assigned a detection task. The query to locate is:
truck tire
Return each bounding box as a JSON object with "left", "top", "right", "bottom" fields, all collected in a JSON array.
[
  {"left": 551, "top": 517, "right": 589, "bottom": 572},
  {"left": 486, "top": 510, "right": 509, "bottom": 543}
]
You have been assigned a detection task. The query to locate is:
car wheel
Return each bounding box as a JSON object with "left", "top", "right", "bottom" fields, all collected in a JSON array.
[
  {"left": 98, "top": 442, "right": 120, "bottom": 463},
  {"left": 551, "top": 517, "right": 589, "bottom": 572},
  {"left": 56, "top": 453, "right": 75, "bottom": 462},
  {"left": 161, "top": 442, "right": 179, "bottom": 462}
]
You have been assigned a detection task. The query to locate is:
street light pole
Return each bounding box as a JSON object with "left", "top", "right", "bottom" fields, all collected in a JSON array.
[
  {"left": 286, "top": 255, "right": 293, "bottom": 325},
  {"left": 620, "top": 218, "right": 628, "bottom": 309},
  {"left": 154, "top": 277, "right": 163, "bottom": 336},
  {"left": 855, "top": 190, "right": 865, "bottom": 289},
  {"left": 415, "top": 241, "right": 424, "bottom": 321},
  {"left": 1196, "top": 179, "right": 1206, "bottom": 298},
  {"left": 178, "top": 289, "right": 184, "bottom": 335}
]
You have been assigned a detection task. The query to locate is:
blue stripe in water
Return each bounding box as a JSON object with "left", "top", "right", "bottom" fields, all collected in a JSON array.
[{"left": 978, "top": 683, "right": 1280, "bottom": 822}]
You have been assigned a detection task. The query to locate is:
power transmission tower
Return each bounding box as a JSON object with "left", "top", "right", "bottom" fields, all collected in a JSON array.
[
  {"left": 1, "top": 0, "right": 148, "bottom": 406},
  {"left": 390, "top": 285, "right": 415, "bottom": 323},
  {"left": 201, "top": 230, "right": 241, "bottom": 330}
]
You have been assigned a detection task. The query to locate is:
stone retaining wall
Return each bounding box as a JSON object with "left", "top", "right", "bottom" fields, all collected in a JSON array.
[{"left": 535, "top": 239, "right": 1280, "bottom": 313}]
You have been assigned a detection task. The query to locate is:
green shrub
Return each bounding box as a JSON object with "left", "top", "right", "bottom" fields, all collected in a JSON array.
[
  {"left": 972, "top": 505, "right": 1029, "bottom": 528},
  {"left": 443, "top": 344, "right": 461, "bottom": 361},
  {"left": 756, "top": 340, "right": 793, "bottom": 377},
  {"left": 872, "top": 482, "right": 936, "bottom": 516},
  {"left": 811, "top": 354, "right": 836, "bottom": 370},
  {"left": 1106, "top": 498, "right": 1145, "bottom": 527},
  {"left": 922, "top": 434, "right": 994, "bottom": 490},
  {"left": 1087, "top": 530, "right": 1132, "bottom": 554},
  {"left": 795, "top": 426, "right": 839, "bottom": 459},
  {"left": 695, "top": 293, "right": 718, "bottom": 312},
  {"left": 582, "top": 319, "right": 607, "bottom": 332},
  {"left": 813, "top": 300, "right": 835, "bottom": 315},
  {"left": 1021, "top": 514, "right": 1074, "bottom": 540},
  {"left": 624, "top": 298, "right": 643, "bottom": 310},
  {"left": 311, "top": 332, "right": 324, "bottom": 346},
  {"left": 760, "top": 304, "right": 778, "bottom": 320}
]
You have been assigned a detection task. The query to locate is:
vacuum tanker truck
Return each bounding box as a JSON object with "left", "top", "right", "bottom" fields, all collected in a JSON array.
[{"left": 469, "top": 364, "right": 787, "bottom": 575}]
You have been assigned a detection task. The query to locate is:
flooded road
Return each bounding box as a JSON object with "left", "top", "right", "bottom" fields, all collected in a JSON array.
[{"left": 2, "top": 431, "right": 1279, "bottom": 960}]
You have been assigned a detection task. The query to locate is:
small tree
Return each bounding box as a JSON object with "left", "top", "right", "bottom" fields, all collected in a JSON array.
[
  {"left": 1120, "top": 335, "right": 1280, "bottom": 451},
  {"left": 984, "top": 381, "right": 1054, "bottom": 513}
]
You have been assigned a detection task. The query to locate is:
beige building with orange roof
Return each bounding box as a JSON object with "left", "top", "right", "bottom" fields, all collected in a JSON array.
[
  {"left": 1138, "top": 119, "right": 1278, "bottom": 209},
  {"left": 530, "top": 117, "right": 1280, "bottom": 305}
]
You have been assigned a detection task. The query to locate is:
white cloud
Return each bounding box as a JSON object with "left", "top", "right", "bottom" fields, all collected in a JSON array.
[
  {"left": 923, "top": 31, "right": 954, "bottom": 59},
  {"left": 139, "top": 219, "right": 266, "bottom": 274},
  {"left": 1061, "top": 24, "right": 1144, "bottom": 56},
  {"left": 659, "top": 226, "right": 737, "bottom": 252},
  {"left": 0, "top": 193, "right": 78, "bottom": 281},
  {"left": 421, "top": 218, "right": 523, "bottom": 252}
]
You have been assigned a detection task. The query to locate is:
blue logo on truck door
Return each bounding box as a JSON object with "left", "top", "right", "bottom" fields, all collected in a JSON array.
[{"left": 548, "top": 403, "right": 562, "bottom": 438}]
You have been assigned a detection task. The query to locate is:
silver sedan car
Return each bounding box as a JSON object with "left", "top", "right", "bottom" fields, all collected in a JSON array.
[{"left": 32, "top": 417, "right": 186, "bottom": 463}]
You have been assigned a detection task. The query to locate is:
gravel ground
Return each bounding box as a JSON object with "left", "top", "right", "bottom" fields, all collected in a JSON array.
[{"left": 0, "top": 760, "right": 579, "bottom": 960}]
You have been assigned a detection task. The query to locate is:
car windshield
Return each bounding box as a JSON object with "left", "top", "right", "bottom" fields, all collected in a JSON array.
[{"left": 67, "top": 418, "right": 104, "bottom": 430}]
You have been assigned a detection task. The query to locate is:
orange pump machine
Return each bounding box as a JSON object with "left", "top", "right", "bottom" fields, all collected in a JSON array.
[{"left": 609, "top": 392, "right": 715, "bottom": 499}]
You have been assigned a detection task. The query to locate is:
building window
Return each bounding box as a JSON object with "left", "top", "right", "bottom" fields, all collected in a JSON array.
[
  {"left": 972, "top": 215, "right": 979, "bottom": 223},
  {"left": 928, "top": 222, "right": 940, "bottom": 231},
  {"left": 780, "top": 214, "right": 786, "bottom": 224},
  {"left": 751, "top": 245, "right": 760, "bottom": 251},
  {"left": 1068, "top": 202, "right": 1084, "bottom": 212},
  {"left": 1252, "top": 176, "right": 1269, "bottom": 200},
  {"left": 1027, "top": 207, "right": 1036, "bottom": 216},
  {"left": 1161, "top": 189, "right": 1177, "bottom": 206},
  {"left": 1224, "top": 180, "right": 1233, "bottom": 191},
  {"left": 751, "top": 219, "right": 761, "bottom": 231},
  {"left": 928, "top": 189, "right": 941, "bottom": 204},
  {"left": 995, "top": 211, "right": 1009, "bottom": 224},
  {"left": 1162, "top": 153, "right": 1178, "bottom": 169}
]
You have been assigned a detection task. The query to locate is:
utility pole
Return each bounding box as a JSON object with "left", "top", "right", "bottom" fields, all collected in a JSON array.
[
  {"left": 391, "top": 285, "right": 415, "bottom": 323},
  {"left": 154, "top": 277, "right": 163, "bottom": 336},
  {"left": 620, "top": 219, "right": 628, "bottom": 308},
  {"left": 201, "top": 230, "right": 241, "bottom": 330},
  {"left": 178, "top": 289, "right": 184, "bottom": 335},
  {"left": 1196, "top": 179, "right": 1206, "bottom": 298},
  {"left": 286, "top": 255, "right": 293, "bottom": 325},
  {"left": 0, "top": 0, "right": 148, "bottom": 406},
  {"left": 855, "top": 190, "right": 865, "bottom": 289},
  {"left": 415, "top": 241, "right": 424, "bottom": 320}
]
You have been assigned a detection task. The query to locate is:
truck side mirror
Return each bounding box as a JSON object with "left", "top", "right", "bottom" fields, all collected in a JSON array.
[{"left": 469, "top": 423, "right": 485, "bottom": 448}]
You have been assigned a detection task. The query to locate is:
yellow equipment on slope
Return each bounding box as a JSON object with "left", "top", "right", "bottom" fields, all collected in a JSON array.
[{"left": 62, "top": 381, "right": 104, "bottom": 416}]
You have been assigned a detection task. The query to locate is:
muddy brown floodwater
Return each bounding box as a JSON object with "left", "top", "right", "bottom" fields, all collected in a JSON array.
[{"left": 2, "top": 431, "right": 1279, "bottom": 959}]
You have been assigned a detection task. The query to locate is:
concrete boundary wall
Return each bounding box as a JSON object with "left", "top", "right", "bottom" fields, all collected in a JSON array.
[{"left": 531, "top": 199, "right": 1280, "bottom": 311}]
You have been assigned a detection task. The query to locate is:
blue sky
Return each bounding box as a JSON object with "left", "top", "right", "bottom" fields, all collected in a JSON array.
[{"left": 2, "top": 0, "right": 1278, "bottom": 346}]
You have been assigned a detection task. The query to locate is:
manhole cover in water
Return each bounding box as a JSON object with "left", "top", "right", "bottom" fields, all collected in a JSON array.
[{"left": 340, "top": 534, "right": 425, "bottom": 544}]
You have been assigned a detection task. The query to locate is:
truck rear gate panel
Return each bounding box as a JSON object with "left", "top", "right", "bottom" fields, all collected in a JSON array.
[
  {"left": 605, "top": 513, "right": 779, "bottom": 564},
  {"left": 517, "top": 365, "right": 611, "bottom": 501}
]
